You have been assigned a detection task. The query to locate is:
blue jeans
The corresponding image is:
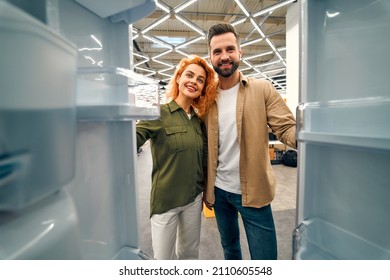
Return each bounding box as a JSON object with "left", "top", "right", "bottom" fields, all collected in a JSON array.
[{"left": 214, "top": 187, "right": 277, "bottom": 260}]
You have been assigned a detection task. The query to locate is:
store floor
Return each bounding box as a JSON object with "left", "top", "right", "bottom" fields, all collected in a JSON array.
[{"left": 136, "top": 141, "right": 297, "bottom": 260}]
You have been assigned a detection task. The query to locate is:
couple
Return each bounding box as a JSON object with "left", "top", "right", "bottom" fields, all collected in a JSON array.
[{"left": 136, "top": 23, "right": 297, "bottom": 260}]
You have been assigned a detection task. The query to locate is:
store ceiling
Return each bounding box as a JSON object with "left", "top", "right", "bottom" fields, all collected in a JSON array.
[{"left": 131, "top": 0, "right": 296, "bottom": 94}]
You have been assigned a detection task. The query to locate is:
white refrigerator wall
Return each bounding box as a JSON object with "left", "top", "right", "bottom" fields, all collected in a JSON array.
[{"left": 294, "top": 0, "right": 390, "bottom": 259}]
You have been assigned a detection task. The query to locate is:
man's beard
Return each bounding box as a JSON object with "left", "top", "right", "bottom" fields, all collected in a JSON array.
[{"left": 213, "top": 60, "right": 239, "bottom": 78}]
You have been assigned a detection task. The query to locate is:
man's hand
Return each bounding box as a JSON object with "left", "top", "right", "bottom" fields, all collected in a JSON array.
[{"left": 202, "top": 194, "right": 214, "bottom": 210}]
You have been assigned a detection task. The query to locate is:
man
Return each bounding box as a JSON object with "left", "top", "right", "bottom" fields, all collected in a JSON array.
[{"left": 204, "top": 23, "right": 297, "bottom": 260}]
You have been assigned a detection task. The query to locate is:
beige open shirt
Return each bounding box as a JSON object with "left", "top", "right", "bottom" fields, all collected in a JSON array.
[{"left": 204, "top": 72, "right": 297, "bottom": 208}]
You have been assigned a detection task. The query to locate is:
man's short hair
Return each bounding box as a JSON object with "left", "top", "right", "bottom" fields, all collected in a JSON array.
[{"left": 207, "top": 23, "right": 240, "bottom": 50}]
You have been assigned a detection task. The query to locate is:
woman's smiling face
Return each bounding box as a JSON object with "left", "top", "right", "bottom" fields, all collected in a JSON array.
[{"left": 176, "top": 63, "right": 206, "bottom": 100}]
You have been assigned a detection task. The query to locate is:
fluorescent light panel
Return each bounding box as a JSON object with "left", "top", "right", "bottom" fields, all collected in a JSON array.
[
  {"left": 152, "top": 58, "right": 174, "bottom": 68},
  {"left": 141, "top": 14, "right": 170, "bottom": 34},
  {"left": 175, "top": 49, "right": 190, "bottom": 57},
  {"left": 152, "top": 49, "right": 172, "bottom": 59},
  {"left": 155, "top": 0, "right": 170, "bottom": 13},
  {"left": 231, "top": 17, "right": 246, "bottom": 26},
  {"left": 176, "top": 36, "right": 205, "bottom": 49},
  {"left": 234, "top": 0, "right": 250, "bottom": 17},
  {"left": 174, "top": 0, "right": 197, "bottom": 13},
  {"left": 252, "top": 0, "right": 295, "bottom": 17},
  {"left": 241, "top": 37, "right": 263, "bottom": 47},
  {"left": 250, "top": 18, "right": 266, "bottom": 38},
  {"left": 175, "top": 14, "right": 205, "bottom": 36},
  {"left": 143, "top": 34, "right": 173, "bottom": 50}
]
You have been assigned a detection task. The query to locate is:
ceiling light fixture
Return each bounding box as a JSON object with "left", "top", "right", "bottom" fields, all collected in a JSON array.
[
  {"left": 134, "top": 58, "right": 149, "bottom": 67},
  {"left": 142, "top": 34, "right": 173, "bottom": 50},
  {"left": 252, "top": 0, "right": 295, "bottom": 17},
  {"left": 152, "top": 49, "right": 173, "bottom": 60},
  {"left": 240, "top": 37, "right": 263, "bottom": 47},
  {"left": 176, "top": 36, "right": 205, "bottom": 49},
  {"left": 234, "top": 0, "right": 250, "bottom": 17},
  {"left": 135, "top": 66, "right": 156, "bottom": 75},
  {"left": 244, "top": 51, "right": 274, "bottom": 61},
  {"left": 152, "top": 58, "right": 174, "bottom": 68},
  {"left": 141, "top": 14, "right": 170, "bottom": 34},
  {"left": 174, "top": 0, "right": 198, "bottom": 13},
  {"left": 254, "top": 60, "right": 281, "bottom": 68},
  {"left": 265, "top": 38, "right": 277, "bottom": 52},
  {"left": 263, "top": 67, "right": 286, "bottom": 74},
  {"left": 231, "top": 17, "right": 247, "bottom": 26},
  {"left": 133, "top": 52, "right": 149, "bottom": 60},
  {"left": 175, "top": 14, "right": 205, "bottom": 36},
  {"left": 155, "top": 0, "right": 170, "bottom": 13},
  {"left": 230, "top": 17, "right": 247, "bottom": 26},
  {"left": 249, "top": 18, "right": 266, "bottom": 38},
  {"left": 175, "top": 49, "right": 190, "bottom": 57}
]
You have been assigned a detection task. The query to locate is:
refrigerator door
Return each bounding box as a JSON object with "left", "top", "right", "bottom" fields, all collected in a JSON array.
[
  {"left": 294, "top": 0, "right": 390, "bottom": 259},
  {"left": 0, "top": 0, "right": 157, "bottom": 260}
]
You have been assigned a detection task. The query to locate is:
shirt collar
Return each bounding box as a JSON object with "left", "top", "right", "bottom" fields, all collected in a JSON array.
[
  {"left": 167, "top": 99, "right": 194, "bottom": 116},
  {"left": 238, "top": 71, "right": 249, "bottom": 87},
  {"left": 216, "top": 71, "right": 249, "bottom": 89},
  {"left": 167, "top": 99, "right": 181, "bottom": 113}
]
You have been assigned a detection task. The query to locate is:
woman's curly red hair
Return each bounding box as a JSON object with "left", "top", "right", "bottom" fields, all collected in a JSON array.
[{"left": 165, "top": 55, "right": 218, "bottom": 118}]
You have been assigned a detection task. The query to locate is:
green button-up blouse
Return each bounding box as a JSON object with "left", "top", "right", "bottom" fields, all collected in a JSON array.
[{"left": 136, "top": 100, "right": 206, "bottom": 217}]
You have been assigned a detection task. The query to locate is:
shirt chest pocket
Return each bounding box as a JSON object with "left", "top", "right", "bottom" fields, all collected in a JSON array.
[{"left": 165, "top": 125, "right": 188, "bottom": 152}]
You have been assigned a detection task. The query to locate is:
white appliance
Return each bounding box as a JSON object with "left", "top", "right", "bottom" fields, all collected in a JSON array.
[
  {"left": 0, "top": 0, "right": 159, "bottom": 259},
  {"left": 294, "top": 0, "right": 390, "bottom": 259}
]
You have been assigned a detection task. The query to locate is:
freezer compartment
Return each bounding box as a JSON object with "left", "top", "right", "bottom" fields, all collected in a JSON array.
[
  {"left": 76, "top": 67, "right": 160, "bottom": 121},
  {"left": 0, "top": 1, "right": 77, "bottom": 210}
]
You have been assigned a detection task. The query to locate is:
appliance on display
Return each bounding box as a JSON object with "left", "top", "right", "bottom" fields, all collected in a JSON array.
[
  {"left": 294, "top": 0, "right": 390, "bottom": 260},
  {"left": 0, "top": 0, "right": 159, "bottom": 259}
]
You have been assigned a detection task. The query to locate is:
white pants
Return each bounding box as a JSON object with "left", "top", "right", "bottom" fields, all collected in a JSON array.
[{"left": 150, "top": 193, "right": 202, "bottom": 260}]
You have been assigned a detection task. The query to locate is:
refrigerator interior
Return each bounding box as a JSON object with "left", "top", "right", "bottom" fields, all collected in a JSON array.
[
  {"left": 294, "top": 0, "right": 390, "bottom": 259},
  {"left": 0, "top": 0, "right": 158, "bottom": 259}
]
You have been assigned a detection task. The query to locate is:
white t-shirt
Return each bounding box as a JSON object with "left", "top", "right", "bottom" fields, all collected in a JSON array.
[{"left": 215, "top": 83, "right": 241, "bottom": 194}]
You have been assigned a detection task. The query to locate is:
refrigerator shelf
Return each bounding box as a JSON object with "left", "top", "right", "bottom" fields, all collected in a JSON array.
[
  {"left": 298, "top": 132, "right": 390, "bottom": 151},
  {"left": 76, "top": 67, "right": 160, "bottom": 121},
  {"left": 77, "top": 104, "right": 159, "bottom": 121}
]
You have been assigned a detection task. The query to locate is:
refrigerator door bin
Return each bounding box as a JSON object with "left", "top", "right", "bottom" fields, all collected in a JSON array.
[{"left": 0, "top": 1, "right": 77, "bottom": 210}]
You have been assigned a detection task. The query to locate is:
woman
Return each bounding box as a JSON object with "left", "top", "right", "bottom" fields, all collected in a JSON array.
[{"left": 136, "top": 55, "right": 217, "bottom": 260}]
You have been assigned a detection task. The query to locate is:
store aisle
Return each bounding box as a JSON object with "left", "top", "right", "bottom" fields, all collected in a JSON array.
[{"left": 136, "top": 141, "right": 297, "bottom": 260}]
